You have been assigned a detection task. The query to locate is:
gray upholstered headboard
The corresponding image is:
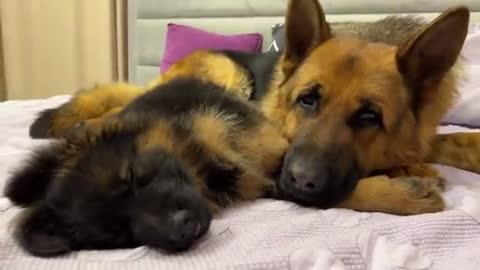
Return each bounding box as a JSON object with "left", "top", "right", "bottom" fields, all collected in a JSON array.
[{"left": 127, "top": 0, "right": 480, "bottom": 86}]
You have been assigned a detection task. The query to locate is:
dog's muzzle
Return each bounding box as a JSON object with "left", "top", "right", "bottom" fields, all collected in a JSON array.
[{"left": 278, "top": 143, "right": 361, "bottom": 207}]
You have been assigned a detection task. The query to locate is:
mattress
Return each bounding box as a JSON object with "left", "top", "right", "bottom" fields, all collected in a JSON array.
[{"left": 1, "top": 100, "right": 480, "bottom": 269}]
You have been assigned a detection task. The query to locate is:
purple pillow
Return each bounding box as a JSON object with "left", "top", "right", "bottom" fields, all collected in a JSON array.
[{"left": 160, "top": 23, "right": 263, "bottom": 73}]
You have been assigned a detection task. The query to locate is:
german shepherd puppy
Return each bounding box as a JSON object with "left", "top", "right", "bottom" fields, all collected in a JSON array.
[
  {"left": 6, "top": 78, "right": 444, "bottom": 257},
  {"left": 5, "top": 78, "right": 286, "bottom": 256},
  {"left": 26, "top": 0, "right": 472, "bottom": 213}
]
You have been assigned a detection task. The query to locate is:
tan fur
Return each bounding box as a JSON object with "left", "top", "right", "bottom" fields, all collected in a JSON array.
[
  {"left": 426, "top": 132, "right": 480, "bottom": 174},
  {"left": 189, "top": 109, "right": 277, "bottom": 202},
  {"left": 147, "top": 50, "right": 252, "bottom": 100},
  {"left": 338, "top": 175, "right": 444, "bottom": 214},
  {"left": 238, "top": 121, "right": 290, "bottom": 176},
  {"left": 136, "top": 121, "right": 176, "bottom": 154},
  {"left": 47, "top": 83, "right": 145, "bottom": 137}
]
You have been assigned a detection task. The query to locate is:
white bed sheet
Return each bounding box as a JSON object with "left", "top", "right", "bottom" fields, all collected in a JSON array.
[{"left": 1, "top": 96, "right": 480, "bottom": 270}]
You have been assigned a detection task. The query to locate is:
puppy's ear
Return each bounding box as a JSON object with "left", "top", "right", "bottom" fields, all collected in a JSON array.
[
  {"left": 282, "top": 0, "right": 332, "bottom": 79},
  {"left": 396, "top": 6, "right": 469, "bottom": 106},
  {"left": 16, "top": 206, "right": 72, "bottom": 257},
  {"left": 5, "top": 141, "right": 72, "bottom": 206}
]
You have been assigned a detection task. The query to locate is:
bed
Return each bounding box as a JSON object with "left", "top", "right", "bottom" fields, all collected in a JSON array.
[{"left": 2, "top": 0, "right": 480, "bottom": 269}]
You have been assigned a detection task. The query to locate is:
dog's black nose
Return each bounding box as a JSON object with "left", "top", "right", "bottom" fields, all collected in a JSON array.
[
  {"left": 287, "top": 160, "right": 325, "bottom": 194},
  {"left": 279, "top": 143, "right": 361, "bottom": 207},
  {"left": 171, "top": 210, "right": 201, "bottom": 243}
]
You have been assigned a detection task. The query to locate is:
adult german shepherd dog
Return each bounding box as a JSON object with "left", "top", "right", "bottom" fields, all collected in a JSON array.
[{"left": 6, "top": 0, "right": 477, "bottom": 256}]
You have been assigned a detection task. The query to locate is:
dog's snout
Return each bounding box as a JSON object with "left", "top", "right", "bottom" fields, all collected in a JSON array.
[
  {"left": 279, "top": 141, "right": 361, "bottom": 207},
  {"left": 171, "top": 210, "right": 201, "bottom": 243},
  {"left": 287, "top": 159, "right": 325, "bottom": 194}
]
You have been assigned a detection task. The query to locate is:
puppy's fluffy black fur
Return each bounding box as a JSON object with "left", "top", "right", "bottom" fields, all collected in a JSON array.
[{"left": 5, "top": 78, "right": 286, "bottom": 257}]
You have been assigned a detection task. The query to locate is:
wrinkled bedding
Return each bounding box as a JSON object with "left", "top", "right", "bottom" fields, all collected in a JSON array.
[{"left": 1, "top": 96, "right": 480, "bottom": 270}]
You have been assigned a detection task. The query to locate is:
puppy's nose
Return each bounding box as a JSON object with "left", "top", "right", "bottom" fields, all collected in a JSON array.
[
  {"left": 288, "top": 160, "right": 325, "bottom": 194},
  {"left": 171, "top": 210, "right": 201, "bottom": 242}
]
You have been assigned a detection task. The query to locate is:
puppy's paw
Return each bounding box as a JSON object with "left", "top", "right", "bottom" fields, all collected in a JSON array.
[
  {"left": 63, "top": 120, "right": 101, "bottom": 146},
  {"left": 63, "top": 121, "right": 87, "bottom": 142}
]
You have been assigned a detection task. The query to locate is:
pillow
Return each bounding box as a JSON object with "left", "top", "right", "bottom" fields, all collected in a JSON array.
[
  {"left": 160, "top": 23, "right": 263, "bottom": 73},
  {"left": 267, "top": 23, "right": 285, "bottom": 53},
  {"left": 441, "top": 27, "right": 480, "bottom": 127}
]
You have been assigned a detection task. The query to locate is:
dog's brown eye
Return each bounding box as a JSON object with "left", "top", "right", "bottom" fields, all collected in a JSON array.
[
  {"left": 297, "top": 84, "right": 321, "bottom": 110},
  {"left": 349, "top": 108, "right": 383, "bottom": 129},
  {"left": 297, "top": 94, "right": 320, "bottom": 111},
  {"left": 359, "top": 110, "right": 378, "bottom": 122},
  {"left": 299, "top": 95, "right": 317, "bottom": 107}
]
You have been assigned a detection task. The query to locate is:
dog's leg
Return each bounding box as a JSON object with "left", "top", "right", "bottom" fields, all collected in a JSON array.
[
  {"left": 62, "top": 106, "right": 149, "bottom": 147},
  {"left": 77, "top": 107, "right": 123, "bottom": 129},
  {"left": 62, "top": 107, "right": 123, "bottom": 142},
  {"left": 336, "top": 175, "right": 445, "bottom": 215},
  {"left": 426, "top": 132, "right": 480, "bottom": 174},
  {"left": 385, "top": 163, "right": 446, "bottom": 191},
  {"left": 29, "top": 83, "right": 144, "bottom": 139}
]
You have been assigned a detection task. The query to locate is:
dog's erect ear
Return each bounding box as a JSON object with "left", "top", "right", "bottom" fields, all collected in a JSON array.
[
  {"left": 16, "top": 206, "right": 72, "bottom": 257},
  {"left": 4, "top": 142, "right": 71, "bottom": 206},
  {"left": 396, "top": 6, "right": 469, "bottom": 88},
  {"left": 282, "top": 0, "right": 332, "bottom": 79}
]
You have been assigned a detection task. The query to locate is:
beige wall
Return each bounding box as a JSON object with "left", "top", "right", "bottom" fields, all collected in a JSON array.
[
  {"left": 0, "top": 0, "right": 125, "bottom": 100},
  {"left": 0, "top": 9, "right": 6, "bottom": 101}
]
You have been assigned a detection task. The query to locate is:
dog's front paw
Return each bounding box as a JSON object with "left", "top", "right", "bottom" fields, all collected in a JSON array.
[
  {"left": 63, "top": 121, "right": 87, "bottom": 142},
  {"left": 387, "top": 164, "right": 446, "bottom": 189},
  {"left": 389, "top": 176, "right": 445, "bottom": 215},
  {"left": 63, "top": 120, "right": 101, "bottom": 146},
  {"left": 336, "top": 175, "right": 445, "bottom": 215}
]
